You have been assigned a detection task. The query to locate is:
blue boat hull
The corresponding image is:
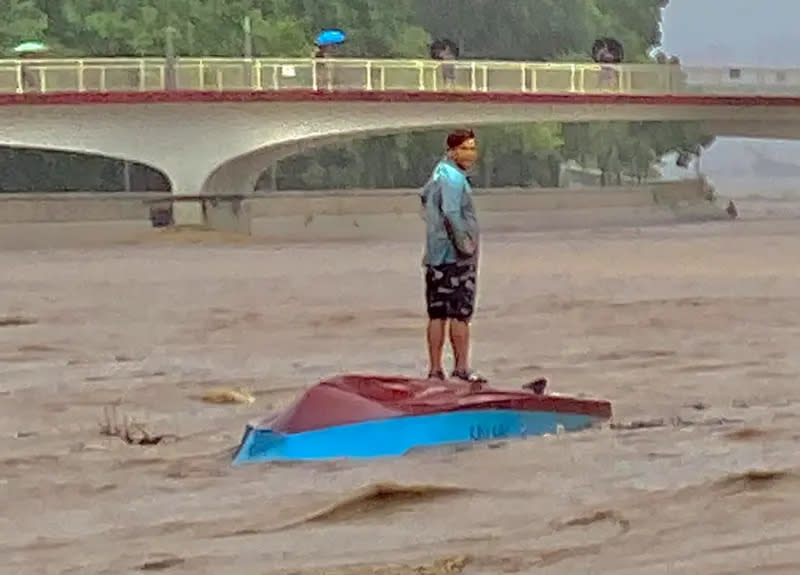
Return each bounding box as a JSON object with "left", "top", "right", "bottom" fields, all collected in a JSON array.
[{"left": 232, "top": 408, "right": 600, "bottom": 464}]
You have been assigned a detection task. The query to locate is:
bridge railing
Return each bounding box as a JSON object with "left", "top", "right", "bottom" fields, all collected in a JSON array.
[{"left": 2, "top": 57, "right": 800, "bottom": 96}]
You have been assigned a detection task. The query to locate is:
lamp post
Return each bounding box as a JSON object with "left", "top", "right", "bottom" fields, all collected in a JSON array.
[
  {"left": 165, "top": 26, "right": 177, "bottom": 90},
  {"left": 243, "top": 15, "right": 253, "bottom": 87},
  {"left": 243, "top": 16, "right": 253, "bottom": 59}
]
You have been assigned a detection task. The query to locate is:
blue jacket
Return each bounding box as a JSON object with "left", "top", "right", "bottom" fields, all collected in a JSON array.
[{"left": 419, "top": 159, "right": 480, "bottom": 267}]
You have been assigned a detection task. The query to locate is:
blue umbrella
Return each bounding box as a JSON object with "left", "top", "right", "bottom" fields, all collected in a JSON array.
[{"left": 315, "top": 28, "right": 346, "bottom": 47}]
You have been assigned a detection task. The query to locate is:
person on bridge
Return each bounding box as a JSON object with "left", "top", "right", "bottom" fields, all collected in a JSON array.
[{"left": 419, "top": 128, "right": 486, "bottom": 385}]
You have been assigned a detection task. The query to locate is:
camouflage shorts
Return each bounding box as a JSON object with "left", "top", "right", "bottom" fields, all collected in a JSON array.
[{"left": 424, "top": 260, "right": 477, "bottom": 322}]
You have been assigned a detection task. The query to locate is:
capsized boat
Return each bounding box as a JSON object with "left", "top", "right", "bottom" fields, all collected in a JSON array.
[{"left": 232, "top": 374, "right": 612, "bottom": 464}]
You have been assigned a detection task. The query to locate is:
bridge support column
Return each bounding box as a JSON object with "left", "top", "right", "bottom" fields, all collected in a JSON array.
[
  {"left": 159, "top": 158, "right": 264, "bottom": 232},
  {"left": 171, "top": 202, "right": 206, "bottom": 227},
  {"left": 159, "top": 169, "right": 208, "bottom": 228}
]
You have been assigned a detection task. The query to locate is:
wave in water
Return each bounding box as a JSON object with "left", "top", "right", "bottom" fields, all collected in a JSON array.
[{"left": 212, "top": 482, "right": 475, "bottom": 538}]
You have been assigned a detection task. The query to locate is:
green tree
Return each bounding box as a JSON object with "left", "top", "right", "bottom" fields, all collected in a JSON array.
[
  {"left": 1, "top": 0, "right": 47, "bottom": 50},
  {"left": 0, "top": 0, "right": 714, "bottom": 193},
  {"left": 289, "top": 0, "right": 429, "bottom": 57}
]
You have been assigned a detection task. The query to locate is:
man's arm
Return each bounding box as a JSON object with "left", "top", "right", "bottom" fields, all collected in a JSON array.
[{"left": 439, "top": 174, "right": 474, "bottom": 256}]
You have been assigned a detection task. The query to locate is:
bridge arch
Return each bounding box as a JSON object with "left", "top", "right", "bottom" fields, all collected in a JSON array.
[
  {"left": 0, "top": 145, "right": 170, "bottom": 192},
  {"left": 2, "top": 93, "right": 800, "bottom": 203}
]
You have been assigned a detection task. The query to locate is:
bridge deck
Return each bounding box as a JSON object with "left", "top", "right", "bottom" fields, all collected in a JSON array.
[
  {"left": 2, "top": 57, "right": 800, "bottom": 100},
  {"left": 4, "top": 88, "right": 800, "bottom": 108}
]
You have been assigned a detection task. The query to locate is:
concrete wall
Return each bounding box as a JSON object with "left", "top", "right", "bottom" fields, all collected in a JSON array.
[
  {"left": 0, "top": 192, "right": 157, "bottom": 223},
  {"left": 0, "top": 180, "right": 711, "bottom": 222},
  {"left": 0, "top": 180, "right": 729, "bottom": 247},
  {"left": 246, "top": 180, "right": 726, "bottom": 241}
]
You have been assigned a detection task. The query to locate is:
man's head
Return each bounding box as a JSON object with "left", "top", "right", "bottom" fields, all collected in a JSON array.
[{"left": 446, "top": 129, "right": 477, "bottom": 171}]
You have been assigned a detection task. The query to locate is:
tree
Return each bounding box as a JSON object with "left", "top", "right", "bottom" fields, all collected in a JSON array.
[
  {"left": 0, "top": 0, "right": 714, "bottom": 193},
  {"left": 0, "top": 0, "right": 47, "bottom": 49}
]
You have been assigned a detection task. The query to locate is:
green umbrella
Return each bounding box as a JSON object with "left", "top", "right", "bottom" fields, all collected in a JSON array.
[{"left": 13, "top": 41, "right": 47, "bottom": 54}]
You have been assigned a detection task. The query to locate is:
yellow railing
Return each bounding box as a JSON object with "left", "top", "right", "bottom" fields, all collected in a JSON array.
[{"left": 2, "top": 57, "right": 800, "bottom": 96}]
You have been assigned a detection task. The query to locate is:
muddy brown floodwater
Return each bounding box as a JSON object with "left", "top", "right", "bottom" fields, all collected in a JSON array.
[{"left": 2, "top": 212, "right": 800, "bottom": 575}]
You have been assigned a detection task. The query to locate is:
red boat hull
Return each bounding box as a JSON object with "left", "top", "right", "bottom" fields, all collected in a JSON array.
[{"left": 257, "top": 374, "right": 612, "bottom": 434}]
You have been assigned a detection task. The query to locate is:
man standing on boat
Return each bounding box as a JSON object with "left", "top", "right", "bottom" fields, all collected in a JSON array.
[{"left": 419, "top": 128, "right": 486, "bottom": 384}]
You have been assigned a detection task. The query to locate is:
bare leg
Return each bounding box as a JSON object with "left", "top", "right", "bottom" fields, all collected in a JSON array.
[
  {"left": 449, "top": 319, "right": 470, "bottom": 372},
  {"left": 427, "top": 319, "right": 447, "bottom": 375}
]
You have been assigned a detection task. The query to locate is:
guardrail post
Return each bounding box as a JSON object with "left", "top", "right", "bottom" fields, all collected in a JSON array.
[
  {"left": 198, "top": 59, "right": 206, "bottom": 90},
  {"left": 569, "top": 64, "right": 576, "bottom": 92},
  {"left": 520, "top": 63, "right": 527, "bottom": 92},
  {"left": 365, "top": 60, "right": 372, "bottom": 90},
  {"left": 417, "top": 61, "right": 424, "bottom": 90},
  {"left": 531, "top": 67, "right": 537, "bottom": 92},
  {"left": 78, "top": 60, "right": 85, "bottom": 91},
  {"left": 470, "top": 62, "right": 477, "bottom": 91},
  {"left": 138, "top": 59, "right": 146, "bottom": 90},
  {"left": 481, "top": 65, "right": 488, "bottom": 91},
  {"left": 668, "top": 64, "right": 678, "bottom": 94},
  {"left": 254, "top": 61, "right": 262, "bottom": 90},
  {"left": 271, "top": 64, "right": 278, "bottom": 90},
  {"left": 311, "top": 58, "right": 318, "bottom": 90},
  {"left": 100, "top": 65, "right": 107, "bottom": 91},
  {"left": 380, "top": 65, "right": 386, "bottom": 90},
  {"left": 15, "top": 62, "right": 23, "bottom": 93},
  {"left": 243, "top": 59, "right": 252, "bottom": 88}
]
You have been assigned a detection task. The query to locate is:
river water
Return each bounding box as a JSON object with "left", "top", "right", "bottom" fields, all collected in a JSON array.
[{"left": 2, "top": 204, "right": 800, "bottom": 574}]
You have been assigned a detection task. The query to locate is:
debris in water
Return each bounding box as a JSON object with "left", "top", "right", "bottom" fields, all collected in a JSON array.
[
  {"left": 674, "top": 416, "right": 743, "bottom": 427},
  {"left": 287, "top": 554, "right": 471, "bottom": 575},
  {"left": 713, "top": 469, "right": 793, "bottom": 495},
  {"left": 552, "top": 509, "right": 631, "bottom": 534},
  {"left": 139, "top": 556, "right": 185, "bottom": 571},
  {"left": 100, "top": 404, "right": 177, "bottom": 446},
  {"left": 200, "top": 387, "right": 255, "bottom": 404},
  {"left": 610, "top": 418, "right": 665, "bottom": 430},
  {"left": 724, "top": 427, "right": 770, "bottom": 441},
  {"left": 726, "top": 199, "right": 738, "bottom": 219},
  {"left": 685, "top": 401, "right": 709, "bottom": 411},
  {"left": 522, "top": 377, "right": 548, "bottom": 395},
  {"left": 0, "top": 315, "right": 37, "bottom": 327},
  {"left": 610, "top": 416, "right": 743, "bottom": 431}
]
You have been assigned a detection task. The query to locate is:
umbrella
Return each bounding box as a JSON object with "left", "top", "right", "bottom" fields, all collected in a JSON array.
[
  {"left": 315, "top": 29, "right": 346, "bottom": 47},
  {"left": 13, "top": 41, "right": 47, "bottom": 54},
  {"left": 591, "top": 37, "right": 624, "bottom": 64},
  {"left": 430, "top": 38, "right": 459, "bottom": 59}
]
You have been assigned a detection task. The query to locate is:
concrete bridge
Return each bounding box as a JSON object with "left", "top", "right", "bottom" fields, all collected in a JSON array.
[{"left": 2, "top": 57, "right": 800, "bottom": 224}]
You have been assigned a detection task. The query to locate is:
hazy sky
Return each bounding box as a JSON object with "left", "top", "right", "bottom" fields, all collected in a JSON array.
[
  {"left": 661, "top": 0, "right": 800, "bottom": 66},
  {"left": 657, "top": 0, "right": 800, "bottom": 189}
]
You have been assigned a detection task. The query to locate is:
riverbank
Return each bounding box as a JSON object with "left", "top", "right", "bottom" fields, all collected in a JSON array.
[{"left": 0, "top": 180, "right": 733, "bottom": 249}]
